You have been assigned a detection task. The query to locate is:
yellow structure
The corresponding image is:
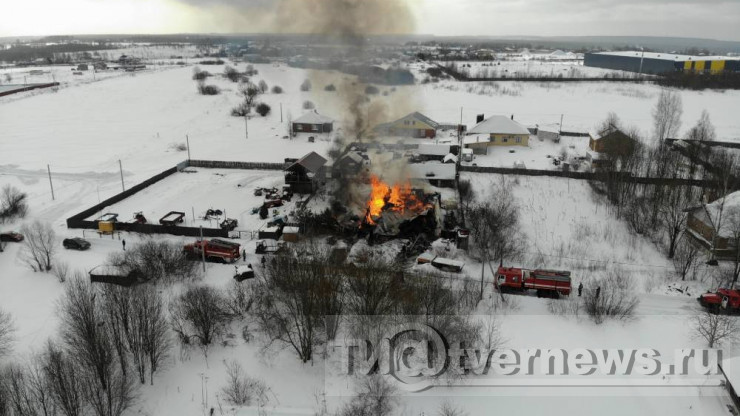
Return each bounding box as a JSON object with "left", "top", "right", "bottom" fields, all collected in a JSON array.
[
  {"left": 98, "top": 221, "right": 114, "bottom": 234},
  {"left": 464, "top": 115, "right": 530, "bottom": 154}
]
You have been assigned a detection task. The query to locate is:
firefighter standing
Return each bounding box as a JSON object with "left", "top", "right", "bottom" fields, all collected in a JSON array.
[
  {"left": 595, "top": 286, "right": 601, "bottom": 299},
  {"left": 242, "top": 249, "right": 246, "bottom": 262},
  {"left": 578, "top": 283, "right": 583, "bottom": 297},
  {"left": 122, "top": 239, "right": 126, "bottom": 251}
]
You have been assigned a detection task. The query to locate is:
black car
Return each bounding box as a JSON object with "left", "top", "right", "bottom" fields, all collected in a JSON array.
[
  {"left": 0, "top": 231, "right": 24, "bottom": 242},
  {"left": 63, "top": 237, "right": 91, "bottom": 250}
]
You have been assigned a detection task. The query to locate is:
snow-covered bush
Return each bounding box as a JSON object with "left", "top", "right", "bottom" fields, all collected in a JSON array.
[
  {"left": 107, "top": 240, "right": 197, "bottom": 285},
  {"left": 258, "top": 80, "right": 268, "bottom": 93},
  {"left": 219, "top": 360, "right": 269, "bottom": 407},
  {"left": 337, "top": 376, "right": 398, "bottom": 416},
  {"left": 302, "top": 100, "right": 315, "bottom": 110},
  {"left": 324, "top": 83, "right": 336, "bottom": 92},
  {"left": 196, "top": 81, "right": 220, "bottom": 95},
  {"left": 256, "top": 102, "right": 271, "bottom": 117},
  {"left": 271, "top": 85, "right": 283, "bottom": 94},
  {"left": 583, "top": 270, "right": 639, "bottom": 324},
  {"left": 300, "top": 79, "right": 312, "bottom": 92}
]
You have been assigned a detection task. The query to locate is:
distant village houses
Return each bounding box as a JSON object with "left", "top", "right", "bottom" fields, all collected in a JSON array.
[
  {"left": 375, "top": 112, "right": 439, "bottom": 139},
  {"left": 292, "top": 110, "right": 334, "bottom": 135},
  {"left": 586, "top": 125, "right": 638, "bottom": 170}
]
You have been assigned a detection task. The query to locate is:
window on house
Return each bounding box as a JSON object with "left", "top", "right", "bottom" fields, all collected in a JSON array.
[
  {"left": 516, "top": 136, "right": 522, "bottom": 143},
  {"left": 296, "top": 124, "right": 303, "bottom": 131},
  {"left": 503, "top": 137, "right": 508, "bottom": 143},
  {"left": 311, "top": 124, "right": 319, "bottom": 132}
]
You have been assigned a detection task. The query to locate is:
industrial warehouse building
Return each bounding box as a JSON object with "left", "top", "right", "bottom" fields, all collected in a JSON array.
[{"left": 584, "top": 51, "right": 740, "bottom": 74}]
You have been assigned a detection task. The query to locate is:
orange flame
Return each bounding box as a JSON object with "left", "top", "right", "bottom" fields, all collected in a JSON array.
[{"left": 364, "top": 175, "right": 425, "bottom": 225}]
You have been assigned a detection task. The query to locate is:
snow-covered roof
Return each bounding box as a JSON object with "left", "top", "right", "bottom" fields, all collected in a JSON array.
[
  {"left": 283, "top": 226, "right": 300, "bottom": 234},
  {"left": 418, "top": 144, "right": 450, "bottom": 156},
  {"left": 468, "top": 116, "right": 530, "bottom": 136},
  {"left": 285, "top": 151, "right": 327, "bottom": 174},
  {"left": 463, "top": 134, "right": 491, "bottom": 145},
  {"left": 591, "top": 51, "right": 740, "bottom": 62},
  {"left": 293, "top": 110, "right": 333, "bottom": 125},
  {"left": 407, "top": 162, "right": 456, "bottom": 181},
  {"left": 723, "top": 355, "right": 740, "bottom": 389},
  {"left": 443, "top": 153, "right": 458, "bottom": 164},
  {"left": 704, "top": 191, "right": 740, "bottom": 238}
]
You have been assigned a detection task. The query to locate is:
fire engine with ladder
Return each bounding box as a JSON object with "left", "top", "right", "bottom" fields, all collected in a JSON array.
[{"left": 495, "top": 266, "right": 572, "bottom": 298}]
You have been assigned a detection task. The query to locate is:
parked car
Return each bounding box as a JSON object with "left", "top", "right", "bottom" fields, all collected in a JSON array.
[
  {"left": 0, "top": 231, "right": 24, "bottom": 242},
  {"left": 63, "top": 237, "right": 91, "bottom": 250}
]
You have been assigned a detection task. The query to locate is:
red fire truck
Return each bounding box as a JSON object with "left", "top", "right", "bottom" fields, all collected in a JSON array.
[
  {"left": 698, "top": 288, "right": 740, "bottom": 312},
  {"left": 183, "top": 239, "right": 241, "bottom": 263},
  {"left": 494, "top": 266, "right": 572, "bottom": 297}
]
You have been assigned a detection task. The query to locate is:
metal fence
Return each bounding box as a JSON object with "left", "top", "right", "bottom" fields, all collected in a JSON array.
[{"left": 66, "top": 159, "right": 289, "bottom": 238}]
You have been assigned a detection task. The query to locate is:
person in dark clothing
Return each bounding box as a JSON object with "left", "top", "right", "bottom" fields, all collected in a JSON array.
[
  {"left": 578, "top": 283, "right": 583, "bottom": 297},
  {"left": 122, "top": 239, "right": 126, "bottom": 251},
  {"left": 261, "top": 256, "right": 266, "bottom": 266},
  {"left": 595, "top": 286, "right": 601, "bottom": 299},
  {"left": 242, "top": 249, "right": 246, "bottom": 262}
]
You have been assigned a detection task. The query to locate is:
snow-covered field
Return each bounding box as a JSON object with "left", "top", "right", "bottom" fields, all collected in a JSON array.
[{"left": 1, "top": 58, "right": 739, "bottom": 415}]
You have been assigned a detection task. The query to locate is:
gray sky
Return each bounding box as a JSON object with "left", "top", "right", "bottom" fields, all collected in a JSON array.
[{"left": 2, "top": 0, "right": 739, "bottom": 41}]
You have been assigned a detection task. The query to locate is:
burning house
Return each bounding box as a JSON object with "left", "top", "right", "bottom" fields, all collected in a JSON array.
[{"left": 360, "top": 175, "right": 443, "bottom": 240}]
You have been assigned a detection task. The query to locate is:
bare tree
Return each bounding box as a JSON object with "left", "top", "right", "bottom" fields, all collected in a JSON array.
[
  {"left": 660, "top": 185, "right": 690, "bottom": 258},
  {"left": 219, "top": 360, "right": 269, "bottom": 407},
  {"left": 42, "top": 341, "right": 85, "bottom": 416},
  {"left": 673, "top": 237, "right": 701, "bottom": 281},
  {"left": 20, "top": 220, "right": 56, "bottom": 272},
  {"left": 652, "top": 89, "right": 683, "bottom": 142},
  {"left": 258, "top": 80, "right": 268, "bottom": 93},
  {"left": 170, "top": 285, "right": 231, "bottom": 358},
  {"left": 0, "top": 309, "right": 14, "bottom": 358},
  {"left": 254, "top": 254, "right": 327, "bottom": 362},
  {"left": 58, "top": 277, "right": 136, "bottom": 416},
  {"left": 724, "top": 206, "right": 740, "bottom": 286},
  {"left": 693, "top": 310, "right": 739, "bottom": 348},
  {"left": 465, "top": 183, "right": 523, "bottom": 299},
  {"left": 238, "top": 81, "right": 262, "bottom": 113},
  {"left": 0, "top": 185, "right": 28, "bottom": 223}
]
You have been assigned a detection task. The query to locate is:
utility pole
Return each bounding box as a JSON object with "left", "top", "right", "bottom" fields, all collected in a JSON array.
[
  {"left": 118, "top": 160, "right": 125, "bottom": 191},
  {"left": 638, "top": 47, "right": 645, "bottom": 76},
  {"left": 47, "top": 165, "right": 55, "bottom": 201},
  {"left": 186, "top": 135, "right": 191, "bottom": 161},
  {"left": 559, "top": 114, "right": 564, "bottom": 134},
  {"left": 280, "top": 103, "right": 283, "bottom": 123}
]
